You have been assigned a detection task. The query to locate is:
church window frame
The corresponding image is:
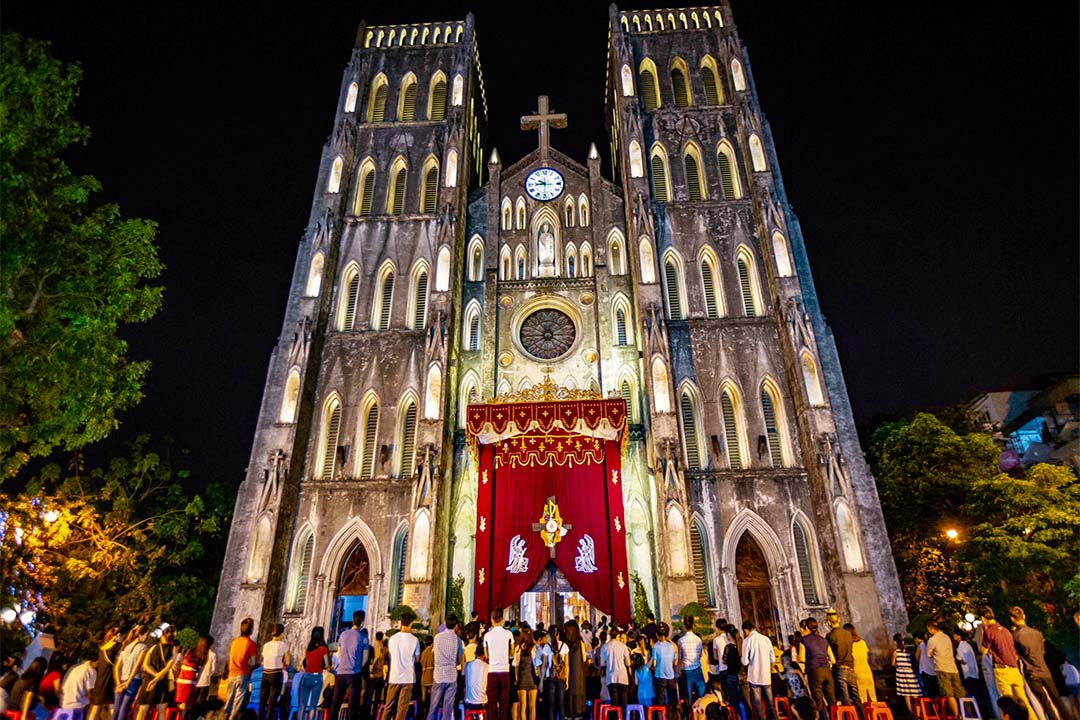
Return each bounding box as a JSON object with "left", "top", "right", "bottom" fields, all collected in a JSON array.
[
  {"left": 639, "top": 58, "right": 661, "bottom": 112},
  {"left": 284, "top": 524, "right": 315, "bottom": 614},
  {"left": 564, "top": 198, "right": 576, "bottom": 228},
  {"left": 424, "top": 364, "right": 442, "bottom": 420},
  {"left": 515, "top": 197, "right": 527, "bottom": 230},
  {"left": 445, "top": 148, "right": 459, "bottom": 187},
  {"left": 620, "top": 64, "right": 635, "bottom": 96},
  {"left": 353, "top": 158, "right": 376, "bottom": 215},
  {"left": 731, "top": 58, "right": 747, "bottom": 91},
  {"left": 452, "top": 74, "right": 464, "bottom": 106},
  {"left": 719, "top": 381, "right": 747, "bottom": 470},
  {"left": 318, "top": 393, "right": 343, "bottom": 481},
  {"left": 387, "top": 156, "right": 409, "bottom": 215},
  {"left": 749, "top": 134, "right": 768, "bottom": 172},
  {"left": 357, "top": 392, "right": 380, "bottom": 478},
  {"left": 772, "top": 231, "right": 794, "bottom": 277},
  {"left": 463, "top": 300, "right": 482, "bottom": 352},
  {"left": 337, "top": 262, "right": 362, "bottom": 331},
  {"left": 698, "top": 247, "right": 725, "bottom": 319},
  {"left": 427, "top": 71, "right": 448, "bottom": 120},
  {"left": 246, "top": 513, "right": 273, "bottom": 584},
  {"left": 618, "top": 374, "right": 637, "bottom": 422},
  {"left": 420, "top": 156, "right": 440, "bottom": 214},
  {"left": 280, "top": 367, "right": 301, "bottom": 424},
  {"left": 305, "top": 252, "right": 324, "bottom": 297},
  {"left": 565, "top": 243, "right": 577, "bottom": 278},
  {"left": 651, "top": 357, "right": 672, "bottom": 413},
  {"left": 514, "top": 245, "right": 527, "bottom": 280},
  {"left": 468, "top": 236, "right": 484, "bottom": 281},
  {"left": 662, "top": 249, "right": 687, "bottom": 320},
  {"left": 368, "top": 73, "right": 389, "bottom": 123},
  {"left": 792, "top": 512, "right": 826, "bottom": 606},
  {"left": 409, "top": 510, "right": 432, "bottom": 580},
  {"left": 459, "top": 371, "right": 480, "bottom": 428},
  {"left": 388, "top": 523, "right": 408, "bottom": 610},
  {"left": 345, "top": 81, "right": 359, "bottom": 113},
  {"left": 683, "top": 142, "right": 707, "bottom": 201},
  {"left": 679, "top": 383, "right": 706, "bottom": 470},
  {"left": 371, "top": 260, "right": 396, "bottom": 331},
  {"left": 612, "top": 294, "right": 632, "bottom": 346},
  {"left": 397, "top": 392, "right": 420, "bottom": 477},
  {"left": 501, "top": 198, "right": 512, "bottom": 230},
  {"left": 800, "top": 351, "right": 826, "bottom": 407},
  {"left": 435, "top": 245, "right": 452, "bottom": 292},
  {"left": 608, "top": 230, "right": 627, "bottom": 275},
  {"left": 666, "top": 504, "right": 690, "bottom": 576},
  {"left": 407, "top": 260, "right": 430, "bottom": 330},
  {"left": 327, "top": 156, "right": 344, "bottom": 194},
  {"left": 500, "top": 247, "right": 512, "bottom": 280},
  {"left": 670, "top": 57, "right": 693, "bottom": 108},
  {"left": 638, "top": 237, "right": 657, "bottom": 284},
  {"left": 700, "top": 55, "right": 724, "bottom": 106},
  {"left": 689, "top": 515, "right": 716, "bottom": 607},
  {"left": 735, "top": 245, "right": 763, "bottom": 318},
  {"left": 398, "top": 72, "right": 418, "bottom": 121},
  {"left": 834, "top": 499, "right": 865, "bottom": 572},
  {"left": 716, "top": 140, "right": 742, "bottom": 200},
  {"left": 760, "top": 377, "right": 790, "bottom": 467},
  {"left": 578, "top": 195, "right": 590, "bottom": 227},
  {"left": 580, "top": 242, "right": 592, "bottom": 276},
  {"left": 649, "top": 143, "right": 672, "bottom": 202},
  {"left": 628, "top": 140, "right": 644, "bottom": 178}
]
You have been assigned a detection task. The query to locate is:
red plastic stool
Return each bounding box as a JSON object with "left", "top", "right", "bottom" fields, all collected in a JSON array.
[
  {"left": 958, "top": 699, "right": 981, "bottom": 720},
  {"left": 464, "top": 710, "right": 487, "bottom": 720},
  {"left": 865, "top": 702, "right": 894, "bottom": 720},
  {"left": 4, "top": 711, "right": 23, "bottom": 720},
  {"left": 933, "top": 699, "right": 958, "bottom": 720},
  {"left": 375, "top": 705, "right": 386, "bottom": 720},
  {"left": 724, "top": 706, "right": 738, "bottom": 720},
  {"left": 774, "top": 697, "right": 794, "bottom": 720},
  {"left": 830, "top": 706, "right": 859, "bottom": 720},
  {"left": 646, "top": 707, "right": 668, "bottom": 720},
  {"left": 601, "top": 707, "right": 624, "bottom": 720},
  {"left": 916, "top": 698, "right": 942, "bottom": 720}
]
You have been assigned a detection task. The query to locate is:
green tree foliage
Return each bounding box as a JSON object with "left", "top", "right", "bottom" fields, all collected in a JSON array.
[
  {"left": 0, "top": 33, "right": 163, "bottom": 478},
  {"left": 631, "top": 571, "right": 652, "bottom": 626},
  {"left": 870, "top": 412, "right": 1080, "bottom": 651},
  {"left": 447, "top": 574, "right": 466, "bottom": 622},
  {"left": 0, "top": 436, "right": 231, "bottom": 648}
]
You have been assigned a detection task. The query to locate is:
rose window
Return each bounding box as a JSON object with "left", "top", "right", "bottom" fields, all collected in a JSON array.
[{"left": 519, "top": 309, "right": 576, "bottom": 360}]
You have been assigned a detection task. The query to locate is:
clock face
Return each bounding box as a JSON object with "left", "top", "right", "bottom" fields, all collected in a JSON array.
[{"left": 524, "top": 168, "right": 565, "bottom": 202}]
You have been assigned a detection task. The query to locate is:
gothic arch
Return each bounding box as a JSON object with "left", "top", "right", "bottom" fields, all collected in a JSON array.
[
  {"left": 317, "top": 392, "right": 343, "bottom": 482},
  {"left": 397, "top": 72, "right": 418, "bottom": 121},
  {"left": 328, "top": 156, "right": 344, "bottom": 193},
  {"left": 529, "top": 205, "right": 561, "bottom": 278},
  {"left": 620, "top": 64, "right": 635, "bottom": 96},
  {"left": 452, "top": 74, "right": 463, "bottom": 106},
  {"left": 580, "top": 242, "right": 592, "bottom": 277},
  {"left": 468, "top": 235, "right": 484, "bottom": 281},
  {"left": 721, "top": 508, "right": 787, "bottom": 581},
  {"left": 698, "top": 245, "right": 725, "bottom": 319},
  {"left": 285, "top": 522, "right": 315, "bottom": 613},
  {"left": 666, "top": 503, "right": 690, "bottom": 575},
  {"left": 499, "top": 246, "right": 512, "bottom": 280},
  {"left": 246, "top": 512, "right": 273, "bottom": 584},
  {"left": 608, "top": 229, "right": 627, "bottom": 275},
  {"left": 353, "top": 157, "right": 376, "bottom": 215},
  {"left": 700, "top": 55, "right": 724, "bottom": 105},
  {"left": 386, "top": 156, "right": 409, "bottom": 215},
  {"left": 427, "top": 70, "right": 447, "bottom": 121},
  {"left": 611, "top": 293, "right": 633, "bottom": 346},
  {"left": 616, "top": 368, "right": 638, "bottom": 422},
  {"left": 337, "top": 261, "right": 362, "bottom": 331},
  {"left": 407, "top": 259, "right": 430, "bottom": 330},
  {"left": 689, "top": 512, "right": 717, "bottom": 606},
  {"left": 731, "top": 58, "right": 747, "bottom": 91},
  {"left": 651, "top": 356, "right": 672, "bottom": 413},
  {"left": 718, "top": 379, "right": 748, "bottom": 469},
  {"left": 834, "top": 499, "right": 865, "bottom": 572},
  {"left": 409, "top": 509, "right": 432, "bottom": 580},
  {"left": 578, "top": 194, "right": 590, "bottom": 227},
  {"left": 564, "top": 197, "right": 576, "bottom": 228},
  {"left": 356, "top": 390, "right": 380, "bottom": 478},
  {"left": 772, "top": 231, "right": 794, "bottom": 277},
  {"left": 306, "top": 252, "right": 324, "bottom": 297},
  {"left": 424, "top": 363, "right": 443, "bottom": 420},
  {"left": 462, "top": 300, "right": 482, "bottom": 352},
  {"left": 683, "top": 141, "right": 707, "bottom": 201},
  {"left": 371, "top": 259, "right": 397, "bottom": 330},
  {"left": 639, "top": 57, "right": 661, "bottom": 111},
  {"left": 749, "top": 134, "right": 768, "bottom": 172},
  {"left": 345, "top": 81, "right": 359, "bottom": 113},
  {"left": 670, "top": 56, "right": 692, "bottom": 107},
  {"left": 459, "top": 369, "right": 480, "bottom": 428},
  {"left": 514, "top": 245, "right": 527, "bottom": 280},
  {"left": 649, "top": 143, "right": 672, "bottom": 202},
  {"left": 368, "top": 73, "right": 389, "bottom": 123},
  {"left": 396, "top": 389, "right": 421, "bottom": 477},
  {"left": 790, "top": 509, "right": 827, "bottom": 606},
  {"left": 515, "top": 196, "right": 527, "bottom": 229},
  {"left": 435, "top": 245, "right": 452, "bottom": 292},
  {"left": 317, "top": 516, "right": 384, "bottom": 623},
  {"left": 639, "top": 237, "right": 657, "bottom": 284},
  {"left": 759, "top": 376, "right": 792, "bottom": 467},
  {"left": 678, "top": 380, "right": 706, "bottom": 470},
  {"left": 735, "top": 245, "right": 764, "bottom": 317},
  {"left": 420, "top": 155, "right": 440, "bottom": 214},
  {"left": 662, "top": 249, "right": 687, "bottom": 319},
  {"left": 716, "top": 140, "right": 742, "bottom": 200},
  {"left": 280, "top": 367, "right": 301, "bottom": 424},
  {"left": 445, "top": 148, "right": 459, "bottom": 187},
  {"left": 800, "top": 350, "right": 826, "bottom": 406},
  {"left": 565, "top": 242, "right": 577, "bottom": 277},
  {"left": 628, "top": 140, "right": 644, "bottom": 179},
  {"left": 501, "top": 197, "right": 512, "bottom": 230}
]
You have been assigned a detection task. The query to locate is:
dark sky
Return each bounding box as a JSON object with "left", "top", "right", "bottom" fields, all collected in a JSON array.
[{"left": 6, "top": 1, "right": 1077, "bottom": 486}]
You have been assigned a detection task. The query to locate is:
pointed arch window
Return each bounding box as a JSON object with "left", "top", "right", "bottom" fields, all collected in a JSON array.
[
  {"left": 410, "top": 268, "right": 428, "bottom": 330},
  {"left": 398, "top": 75, "right": 418, "bottom": 121},
  {"left": 628, "top": 140, "right": 644, "bottom": 178},
  {"left": 684, "top": 146, "right": 705, "bottom": 201},
  {"left": 421, "top": 158, "right": 439, "bottom": 214},
  {"left": 579, "top": 196, "right": 590, "bottom": 227},
  {"left": 320, "top": 398, "right": 342, "bottom": 481},
  {"left": 515, "top": 197, "right": 526, "bottom": 229},
  {"left": 652, "top": 357, "right": 671, "bottom": 413},
  {"left": 285, "top": 529, "right": 315, "bottom": 613},
  {"left": 760, "top": 384, "right": 784, "bottom": 467},
  {"left": 424, "top": 364, "right": 442, "bottom": 420},
  {"left": 609, "top": 234, "right": 626, "bottom": 275},
  {"left": 369, "top": 75, "right": 389, "bottom": 122},
  {"left": 328, "top": 156, "right": 344, "bottom": 193},
  {"left": 345, "top": 82, "right": 359, "bottom": 113},
  {"left": 468, "top": 238, "right": 484, "bottom": 281},
  {"left": 620, "top": 64, "right": 634, "bottom": 96},
  {"left": 564, "top": 199, "right": 576, "bottom": 227},
  {"left": 720, "top": 387, "right": 743, "bottom": 470},
  {"left": 500, "top": 247, "right": 512, "bottom": 280},
  {"left": 280, "top": 368, "right": 301, "bottom": 424},
  {"left": 679, "top": 390, "right": 702, "bottom": 470},
  {"left": 835, "top": 501, "right": 865, "bottom": 572},
  {"left": 717, "top": 142, "right": 741, "bottom": 200},
  {"left": 387, "top": 158, "right": 408, "bottom": 215},
  {"left": 614, "top": 304, "right": 629, "bottom": 346},
  {"left": 801, "top": 352, "right": 825, "bottom": 406},
  {"left": 639, "top": 60, "right": 660, "bottom": 111},
  {"left": 515, "top": 247, "right": 527, "bottom": 280},
  {"left": 731, "top": 58, "right": 747, "bottom": 91},
  {"left": 670, "top": 61, "right": 691, "bottom": 107},
  {"left": 306, "top": 252, "right": 324, "bottom": 297},
  {"left": 793, "top": 520, "right": 821, "bottom": 604},
  {"left": 445, "top": 149, "right": 458, "bottom": 187},
  {"left": 501, "top": 198, "right": 512, "bottom": 230},
  {"left": 700, "top": 56, "right": 724, "bottom": 105},
  {"left": 360, "top": 400, "right": 379, "bottom": 478},
  {"left": 749, "top": 134, "right": 767, "bottom": 172},
  {"left": 620, "top": 379, "right": 635, "bottom": 421},
  {"left": 389, "top": 526, "right": 408, "bottom": 610},
  {"left": 354, "top": 160, "right": 376, "bottom": 215},
  {"left": 663, "top": 255, "right": 685, "bottom": 319},
  {"left": 736, "top": 251, "right": 759, "bottom": 317},
  {"left": 700, "top": 253, "right": 722, "bottom": 319},
  {"left": 399, "top": 398, "right": 418, "bottom": 476},
  {"left": 338, "top": 264, "right": 361, "bottom": 331},
  {"left": 650, "top": 146, "right": 671, "bottom": 202},
  {"left": 435, "top": 246, "right": 451, "bottom": 292},
  {"left": 639, "top": 238, "right": 657, "bottom": 284},
  {"left": 689, "top": 518, "right": 715, "bottom": 606},
  {"left": 772, "top": 232, "right": 793, "bottom": 277},
  {"left": 452, "top": 74, "right": 464, "bottom": 106},
  {"left": 428, "top": 74, "right": 447, "bottom": 120},
  {"left": 373, "top": 265, "right": 395, "bottom": 330},
  {"left": 581, "top": 244, "right": 592, "bottom": 276},
  {"left": 464, "top": 303, "right": 481, "bottom": 351}
]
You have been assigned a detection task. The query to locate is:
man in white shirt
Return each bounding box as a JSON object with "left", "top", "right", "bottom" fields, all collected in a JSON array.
[
  {"left": 926, "top": 620, "right": 961, "bottom": 719},
  {"left": 708, "top": 618, "right": 729, "bottom": 681},
  {"left": 384, "top": 611, "right": 421, "bottom": 720},
  {"left": 61, "top": 647, "right": 99, "bottom": 712},
  {"left": 464, "top": 647, "right": 490, "bottom": 710},
  {"left": 483, "top": 609, "right": 514, "bottom": 720},
  {"left": 599, "top": 626, "right": 631, "bottom": 709},
  {"left": 427, "top": 615, "right": 464, "bottom": 720},
  {"left": 677, "top": 616, "right": 706, "bottom": 705},
  {"left": 741, "top": 621, "right": 777, "bottom": 720}
]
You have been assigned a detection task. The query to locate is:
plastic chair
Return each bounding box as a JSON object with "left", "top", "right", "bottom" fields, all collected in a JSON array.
[
  {"left": 51, "top": 710, "right": 83, "bottom": 720},
  {"left": 3, "top": 711, "right": 23, "bottom": 720},
  {"left": 774, "top": 697, "right": 793, "bottom": 720},
  {"left": 958, "top": 698, "right": 981, "bottom": 720},
  {"left": 463, "top": 709, "right": 487, "bottom": 720},
  {"left": 626, "top": 705, "right": 646, "bottom": 720},
  {"left": 864, "top": 702, "right": 894, "bottom": 720},
  {"left": 916, "top": 698, "right": 942, "bottom": 720},
  {"left": 933, "top": 699, "right": 957, "bottom": 720},
  {"left": 601, "top": 707, "right": 624, "bottom": 720},
  {"left": 646, "top": 707, "right": 668, "bottom": 720},
  {"left": 829, "top": 706, "right": 859, "bottom": 720}
]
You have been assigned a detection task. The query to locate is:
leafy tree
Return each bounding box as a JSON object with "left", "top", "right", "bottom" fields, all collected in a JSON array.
[
  {"left": 631, "top": 571, "right": 652, "bottom": 626},
  {"left": 447, "top": 574, "right": 466, "bottom": 622},
  {"left": 0, "top": 33, "right": 163, "bottom": 478},
  {"left": 0, "top": 436, "right": 231, "bottom": 648}
]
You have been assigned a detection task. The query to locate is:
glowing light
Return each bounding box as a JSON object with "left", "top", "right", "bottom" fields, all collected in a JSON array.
[
  {"left": 43, "top": 510, "right": 59, "bottom": 524},
  {"left": 945, "top": 528, "right": 958, "bottom": 540},
  {"left": 18, "top": 610, "right": 35, "bottom": 625},
  {"left": 964, "top": 613, "right": 976, "bottom": 623},
  {"left": 0, "top": 607, "right": 16, "bottom": 623}
]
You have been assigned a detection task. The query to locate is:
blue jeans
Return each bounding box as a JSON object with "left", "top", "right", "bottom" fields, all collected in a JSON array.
[
  {"left": 683, "top": 668, "right": 706, "bottom": 705},
  {"left": 298, "top": 673, "right": 324, "bottom": 716},
  {"left": 426, "top": 682, "right": 457, "bottom": 720},
  {"left": 749, "top": 684, "right": 777, "bottom": 720},
  {"left": 113, "top": 677, "right": 142, "bottom": 720}
]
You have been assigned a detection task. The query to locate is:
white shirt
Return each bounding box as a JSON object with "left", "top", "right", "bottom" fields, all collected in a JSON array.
[
  {"left": 1061, "top": 662, "right": 1080, "bottom": 686},
  {"left": 388, "top": 631, "right": 420, "bottom": 685},
  {"left": 117, "top": 641, "right": 148, "bottom": 683},
  {"left": 197, "top": 651, "right": 217, "bottom": 688},
  {"left": 741, "top": 630, "right": 774, "bottom": 687},
  {"left": 600, "top": 640, "right": 631, "bottom": 685},
  {"left": 432, "top": 629, "right": 463, "bottom": 685},
  {"left": 709, "top": 634, "right": 729, "bottom": 674},
  {"left": 483, "top": 626, "right": 514, "bottom": 673},
  {"left": 956, "top": 641, "right": 978, "bottom": 680},
  {"left": 678, "top": 632, "right": 703, "bottom": 670},
  {"left": 262, "top": 639, "right": 288, "bottom": 671},
  {"left": 464, "top": 659, "right": 489, "bottom": 705},
  {"left": 60, "top": 661, "right": 97, "bottom": 709}
]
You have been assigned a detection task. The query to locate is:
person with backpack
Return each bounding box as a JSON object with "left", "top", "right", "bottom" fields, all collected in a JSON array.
[
  {"left": 544, "top": 625, "right": 569, "bottom": 720},
  {"left": 721, "top": 626, "right": 747, "bottom": 720}
]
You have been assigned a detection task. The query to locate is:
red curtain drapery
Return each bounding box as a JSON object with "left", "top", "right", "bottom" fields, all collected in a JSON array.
[{"left": 470, "top": 398, "right": 631, "bottom": 622}]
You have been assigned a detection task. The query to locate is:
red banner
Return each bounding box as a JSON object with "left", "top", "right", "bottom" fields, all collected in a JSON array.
[{"left": 470, "top": 399, "right": 631, "bottom": 622}]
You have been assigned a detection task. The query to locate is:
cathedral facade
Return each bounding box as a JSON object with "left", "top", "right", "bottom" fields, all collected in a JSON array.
[{"left": 212, "top": 3, "right": 907, "bottom": 657}]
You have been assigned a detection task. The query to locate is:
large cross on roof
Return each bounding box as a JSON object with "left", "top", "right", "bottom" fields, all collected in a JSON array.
[{"left": 520, "top": 95, "right": 567, "bottom": 162}]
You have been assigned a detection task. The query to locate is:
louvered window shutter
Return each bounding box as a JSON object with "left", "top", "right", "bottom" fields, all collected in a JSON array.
[
  {"left": 718, "top": 151, "right": 736, "bottom": 200},
  {"left": 689, "top": 522, "right": 709, "bottom": 605},
  {"left": 701, "top": 260, "right": 718, "bottom": 319},
  {"left": 680, "top": 394, "right": 701, "bottom": 469},
  {"left": 651, "top": 155, "right": 669, "bottom": 202},
  {"left": 640, "top": 70, "right": 658, "bottom": 111},
  {"left": 401, "top": 403, "right": 418, "bottom": 475},
  {"left": 413, "top": 273, "right": 428, "bottom": 329},
  {"left": 620, "top": 381, "right": 633, "bottom": 417},
  {"left": 392, "top": 532, "right": 408, "bottom": 607},
  {"left": 469, "top": 315, "right": 480, "bottom": 351},
  {"left": 295, "top": 534, "right": 314, "bottom": 612},
  {"left": 423, "top": 168, "right": 438, "bottom": 213},
  {"left": 721, "top": 391, "right": 742, "bottom": 469},
  {"left": 671, "top": 68, "right": 690, "bottom": 107},
  {"left": 737, "top": 258, "right": 756, "bottom": 317},
  {"left": 321, "top": 405, "right": 341, "bottom": 480},
  {"left": 344, "top": 273, "right": 360, "bottom": 330},
  {"left": 392, "top": 170, "right": 407, "bottom": 215},
  {"left": 664, "top": 261, "right": 682, "bottom": 318},
  {"left": 372, "top": 86, "right": 388, "bottom": 122},
  {"left": 429, "top": 80, "right": 447, "bottom": 120},
  {"left": 702, "top": 70, "right": 720, "bottom": 106},
  {"left": 793, "top": 523, "right": 818, "bottom": 604},
  {"left": 360, "top": 171, "right": 375, "bottom": 215},
  {"left": 401, "top": 83, "right": 417, "bottom": 120},
  {"left": 361, "top": 405, "right": 379, "bottom": 478},
  {"left": 616, "top": 308, "right": 627, "bottom": 345},
  {"left": 379, "top": 273, "right": 394, "bottom": 330},
  {"left": 685, "top": 154, "right": 703, "bottom": 201},
  {"left": 761, "top": 388, "right": 783, "bottom": 467}
]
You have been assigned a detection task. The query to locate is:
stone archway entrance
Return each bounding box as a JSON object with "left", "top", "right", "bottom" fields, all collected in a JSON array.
[
  {"left": 736, "top": 533, "right": 779, "bottom": 640},
  {"left": 331, "top": 540, "right": 369, "bottom": 639}
]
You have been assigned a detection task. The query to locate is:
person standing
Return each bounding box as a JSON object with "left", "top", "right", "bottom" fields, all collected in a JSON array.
[
  {"left": 980, "top": 607, "right": 1032, "bottom": 717},
  {"left": 331, "top": 611, "right": 370, "bottom": 720},
  {"left": 61, "top": 646, "right": 100, "bottom": 714},
  {"left": 420, "top": 637, "right": 436, "bottom": 708},
  {"left": 383, "top": 610, "right": 420, "bottom": 720},
  {"left": 599, "top": 625, "right": 631, "bottom": 711},
  {"left": 1008, "top": 607, "right": 1075, "bottom": 720},
  {"left": 914, "top": 633, "right": 938, "bottom": 700},
  {"left": 427, "top": 615, "right": 464, "bottom": 720},
  {"left": 544, "top": 626, "right": 569, "bottom": 720},
  {"left": 112, "top": 625, "right": 150, "bottom": 720},
  {"left": 464, "top": 647, "right": 490, "bottom": 712},
  {"left": 845, "top": 625, "right": 875, "bottom": 703},
  {"left": 1060, "top": 659, "right": 1080, "bottom": 720},
  {"left": 678, "top": 616, "right": 707, "bottom": 706},
  {"left": 223, "top": 618, "right": 258, "bottom": 720},
  {"left": 742, "top": 620, "right": 779, "bottom": 720},
  {"left": 190, "top": 636, "right": 217, "bottom": 720},
  {"left": 722, "top": 626, "right": 748, "bottom": 720},
  {"left": 299, "top": 628, "right": 329, "bottom": 720},
  {"left": 709, "top": 619, "right": 730, "bottom": 687},
  {"left": 650, "top": 623, "right": 678, "bottom": 720},
  {"left": 514, "top": 630, "right": 540, "bottom": 720},
  {"left": 799, "top": 618, "right": 835, "bottom": 720},
  {"left": 484, "top": 609, "right": 515, "bottom": 720},
  {"left": 176, "top": 635, "right": 213, "bottom": 720},
  {"left": 824, "top": 611, "right": 860, "bottom": 712},
  {"left": 366, "top": 632, "right": 388, "bottom": 710},
  {"left": 89, "top": 624, "right": 122, "bottom": 720},
  {"left": 135, "top": 626, "right": 177, "bottom": 720},
  {"left": 954, "top": 629, "right": 990, "bottom": 720},
  {"left": 562, "top": 621, "right": 588, "bottom": 720},
  {"left": 892, "top": 634, "right": 921, "bottom": 716},
  {"left": 259, "top": 624, "right": 291, "bottom": 720},
  {"left": 925, "top": 620, "right": 962, "bottom": 719}
]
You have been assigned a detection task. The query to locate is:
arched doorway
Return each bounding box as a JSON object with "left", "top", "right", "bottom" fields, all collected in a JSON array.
[
  {"left": 735, "top": 533, "right": 779, "bottom": 640},
  {"left": 332, "top": 540, "right": 370, "bottom": 639}
]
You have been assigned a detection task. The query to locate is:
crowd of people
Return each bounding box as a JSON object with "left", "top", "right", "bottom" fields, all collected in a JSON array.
[{"left": 2, "top": 604, "right": 1077, "bottom": 720}]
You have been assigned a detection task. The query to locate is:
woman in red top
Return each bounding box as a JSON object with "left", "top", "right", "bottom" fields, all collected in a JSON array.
[
  {"left": 176, "top": 636, "right": 213, "bottom": 718},
  {"left": 39, "top": 653, "right": 68, "bottom": 710},
  {"left": 298, "top": 627, "right": 329, "bottom": 720}
]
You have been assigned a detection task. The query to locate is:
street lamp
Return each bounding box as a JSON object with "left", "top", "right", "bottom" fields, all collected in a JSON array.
[
  {"left": 946, "top": 528, "right": 959, "bottom": 541},
  {"left": 0, "top": 607, "right": 16, "bottom": 624}
]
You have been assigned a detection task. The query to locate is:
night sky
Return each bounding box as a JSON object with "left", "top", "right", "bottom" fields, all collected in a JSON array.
[{"left": 6, "top": 1, "right": 1077, "bottom": 486}]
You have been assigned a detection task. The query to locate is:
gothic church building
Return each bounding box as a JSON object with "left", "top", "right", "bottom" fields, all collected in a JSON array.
[{"left": 213, "top": 4, "right": 907, "bottom": 656}]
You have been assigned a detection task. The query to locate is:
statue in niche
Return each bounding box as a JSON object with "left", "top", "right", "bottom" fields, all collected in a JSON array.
[{"left": 537, "top": 222, "right": 557, "bottom": 277}]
